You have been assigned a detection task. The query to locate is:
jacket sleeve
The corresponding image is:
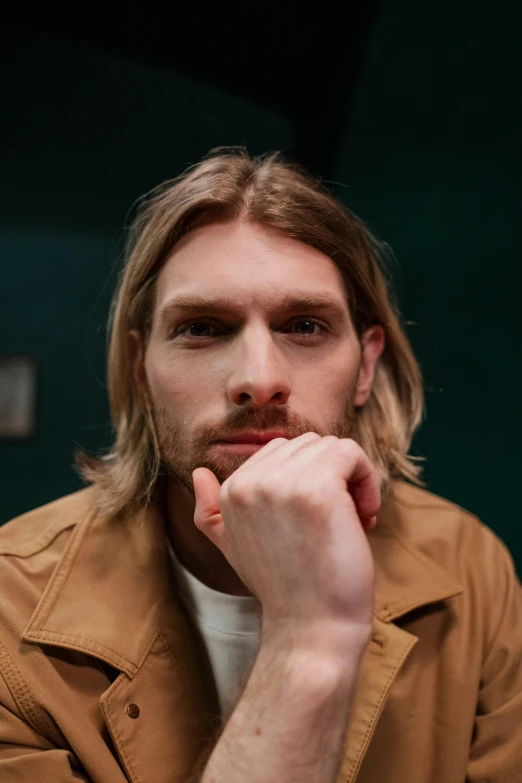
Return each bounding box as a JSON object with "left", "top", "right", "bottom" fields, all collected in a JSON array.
[
  {"left": 0, "top": 701, "right": 91, "bottom": 782},
  {"left": 467, "top": 528, "right": 522, "bottom": 782}
]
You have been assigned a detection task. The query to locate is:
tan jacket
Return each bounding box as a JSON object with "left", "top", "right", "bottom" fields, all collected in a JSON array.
[{"left": 0, "top": 481, "right": 521, "bottom": 782}]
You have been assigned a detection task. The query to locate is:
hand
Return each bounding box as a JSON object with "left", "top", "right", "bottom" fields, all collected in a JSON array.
[{"left": 192, "top": 433, "right": 380, "bottom": 643}]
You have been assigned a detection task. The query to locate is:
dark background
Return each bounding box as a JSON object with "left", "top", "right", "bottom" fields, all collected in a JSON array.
[{"left": 2, "top": 1, "right": 521, "bottom": 574}]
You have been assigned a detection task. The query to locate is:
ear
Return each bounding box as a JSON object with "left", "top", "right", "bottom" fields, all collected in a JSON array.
[
  {"left": 128, "top": 330, "right": 147, "bottom": 398},
  {"left": 354, "top": 325, "right": 385, "bottom": 407}
]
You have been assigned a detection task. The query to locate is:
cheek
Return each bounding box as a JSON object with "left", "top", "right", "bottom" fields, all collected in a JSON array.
[
  {"left": 313, "top": 349, "right": 360, "bottom": 393},
  {"left": 145, "top": 351, "right": 220, "bottom": 412},
  {"left": 324, "top": 359, "right": 361, "bottom": 417},
  {"left": 297, "top": 355, "right": 359, "bottom": 419},
  {"left": 144, "top": 351, "right": 178, "bottom": 406}
]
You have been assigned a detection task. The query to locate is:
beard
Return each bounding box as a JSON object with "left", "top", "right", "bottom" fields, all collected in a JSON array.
[{"left": 148, "top": 389, "right": 358, "bottom": 499}]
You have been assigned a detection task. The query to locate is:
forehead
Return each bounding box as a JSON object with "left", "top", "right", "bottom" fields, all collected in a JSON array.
[{"left": 154, "top": 220, "right": 349, "bottom": 310}]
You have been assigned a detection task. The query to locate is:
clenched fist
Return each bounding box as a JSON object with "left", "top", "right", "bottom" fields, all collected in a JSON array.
[{"left": 192, "top": 433, "right": 380, "bottom": 646}]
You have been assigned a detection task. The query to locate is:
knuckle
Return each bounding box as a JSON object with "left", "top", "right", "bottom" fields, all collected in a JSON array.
[
  {"left": 338, "top": 435, "right": 355, "bottom": 445},
  {"left": 339, "top": 437, "right": 360, "bottom": 453},
  {"left": 223, "top": 476, "right": 251, "bottom": 506},
  {"left": 321, "top": 434, "right": 340, "bottom": 445},
  {"left": 254, "top": 475, "right": 282, "bottom": 502},
  {"left": 224, "top": 469, "right": 287, "bottom": 508},
  {"left": 256, "top": 471, "right": 303, "bottom": 506},
  {"left": 286, "top": 479, "right": 323, "bottom": 512},
  {"left": 299, "top": 431, "right": 322, "bottom": 444}
]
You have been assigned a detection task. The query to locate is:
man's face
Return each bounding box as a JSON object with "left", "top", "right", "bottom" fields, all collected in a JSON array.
[{"left": 141, "top": 220, "right": 381, "bottom": 496}]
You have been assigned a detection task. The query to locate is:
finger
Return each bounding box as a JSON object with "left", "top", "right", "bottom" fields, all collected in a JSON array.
[
  {"left": 230, "top": 435, "right": 289, "bottom": 469},
  {"left": 280, "top": 437, "right": 380, "bottom": 524},
  {"left": 303, "top": 437, "right": 380, "bottom": 521},
  {"left": 338, "top": 442, "right": 381, "bottom": 523},
  {"left": 231, "top": 431, "right": 320, "bottom": 473},
  {"left": 193, "top": 467, "right": 222, "bottom": 524},
  {"left": 192, "top": 468, "right": 228, "bottom": 550},
  {"left": 265, "top": 430, "right": 324, "bottom": 467}
]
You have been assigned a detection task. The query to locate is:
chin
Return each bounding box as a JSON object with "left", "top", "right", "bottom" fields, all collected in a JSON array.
[{"left": 206, "top": 452, "right": 250, "bottom": 484}]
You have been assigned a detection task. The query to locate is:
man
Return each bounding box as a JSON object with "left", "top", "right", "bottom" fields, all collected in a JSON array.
[{"left": 0, "top": 149, "right": 520, "bottom": 783}]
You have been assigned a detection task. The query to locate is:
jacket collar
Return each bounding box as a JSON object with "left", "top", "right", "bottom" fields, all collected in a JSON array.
[
  {"left": 370, "top": 484, "right": 464, "bottom": 622},
  {"left": 23, "top": 499, "right": 172, "bottom": 677},
  {"left": 23, "top": 482, "right": 464, "bottom": 673}
]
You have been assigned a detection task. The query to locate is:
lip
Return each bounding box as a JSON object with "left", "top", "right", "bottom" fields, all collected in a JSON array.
[
  {"left": 214, "top": 442, "right": 268, "bottom": 456},
  {"left": 219, "top": 431, "right": 290, "bottom": 445}
]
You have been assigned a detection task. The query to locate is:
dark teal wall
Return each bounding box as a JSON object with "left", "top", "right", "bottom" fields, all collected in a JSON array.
[
  {"left": 0, "top": 27, "right": 292, "bottom": 522},
  {"left": 335, "top": 0, "right": 522, "bottom": 572},
  {"left": 3, "top": 10, "right": 521, "bottom": 577}
]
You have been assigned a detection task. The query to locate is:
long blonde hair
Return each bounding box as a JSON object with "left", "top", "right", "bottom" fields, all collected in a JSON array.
[{"left": 77, "top": 147, "right": 425, "bottom": 517}]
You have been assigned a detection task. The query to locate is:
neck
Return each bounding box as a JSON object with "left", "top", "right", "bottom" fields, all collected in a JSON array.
[{"left": 165, "top": 479, "right": 251, "bottom": 597}]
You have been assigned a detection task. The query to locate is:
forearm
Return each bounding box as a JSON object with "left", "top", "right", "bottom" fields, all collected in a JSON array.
[{"left": 199, "top": 626, "right": 368, "bottom": 783}]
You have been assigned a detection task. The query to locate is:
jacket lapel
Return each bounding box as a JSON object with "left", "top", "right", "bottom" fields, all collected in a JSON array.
[
  {"left": 337, "top": 618, "right": 418, "bottom": 783},
  {"left": 100, "top": 591, "right": 220, "bottom": 783},
  {"left": 22, "top": 499, "right": 219, "bottom": 782},
  {"left": 22, "top": 502, "right": 170, "bottom": 676},
  {"left": 336, "top": 488, "right": 465, "bottom": 782}
]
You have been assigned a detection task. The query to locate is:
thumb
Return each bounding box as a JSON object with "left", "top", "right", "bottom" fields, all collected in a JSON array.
[{"left": 192, "top": 467, "right": 227, "bottom": 552}]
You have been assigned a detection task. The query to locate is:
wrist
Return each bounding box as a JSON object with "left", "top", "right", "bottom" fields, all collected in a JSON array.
[
  {"left": 251, "top": 635, "right": 364, "bottom": 715},
  {"left": 260, "top": 618, "right": 371, "bottom": 675}
]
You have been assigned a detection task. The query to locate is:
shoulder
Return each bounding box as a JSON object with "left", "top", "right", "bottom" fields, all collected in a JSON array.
[
  {"left": 0, "top": 487, "right": 98, "bottom": 558},
  {"left": 386, "top": 481, "right": 519, "bottom": 590},
  {"left": 0, "top": 487, "right": 100, "bottom": 650}
]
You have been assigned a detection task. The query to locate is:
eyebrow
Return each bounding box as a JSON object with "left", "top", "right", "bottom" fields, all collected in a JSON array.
[{"left": 158, "top": 293, "right": 350, "bottom": 327}]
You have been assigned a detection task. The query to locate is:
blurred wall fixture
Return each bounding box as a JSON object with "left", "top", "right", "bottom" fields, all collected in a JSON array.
[{"left": 0, "top": 357, "right": 38, "bottom": 439}]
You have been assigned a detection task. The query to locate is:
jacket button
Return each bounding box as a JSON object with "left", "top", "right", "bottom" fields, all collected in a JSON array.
[{"left": 126, "top": 703, "right": 140, "bottom": 719}]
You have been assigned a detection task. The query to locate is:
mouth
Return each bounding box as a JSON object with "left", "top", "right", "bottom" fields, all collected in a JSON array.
[
  {"left": 219, "top": 431, "right": 290, "bottom": 445},
  {"left": 214, "top": 431, "right": 289, "bottom": 455}
]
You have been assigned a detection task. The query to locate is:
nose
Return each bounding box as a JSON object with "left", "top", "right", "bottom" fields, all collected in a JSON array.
[{"left": 226, "top": 325, "right": 291, "bottom": 408}]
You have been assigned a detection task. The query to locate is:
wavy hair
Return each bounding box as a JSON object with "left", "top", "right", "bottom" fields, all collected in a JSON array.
[{"left": 77, "top": 147, "right": 425, "bottom": 517}]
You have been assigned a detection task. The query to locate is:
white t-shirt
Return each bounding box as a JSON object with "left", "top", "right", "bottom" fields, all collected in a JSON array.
[{"left": 166, "top": 537, "right": 261, "bottom": 719}]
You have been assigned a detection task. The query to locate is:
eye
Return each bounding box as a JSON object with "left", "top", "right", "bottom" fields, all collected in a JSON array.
[
  {"left": 288, "top": 318, "right": 328, "bottom": 338},
  {"left": 172, "top": 320, "right": 220, "bottom": 339},
  {"left": 185, "top": 321, "right": 215, "bottom": 337},
  {"left": 171, "top": 317, "right": 329, "bottom": 342}
]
